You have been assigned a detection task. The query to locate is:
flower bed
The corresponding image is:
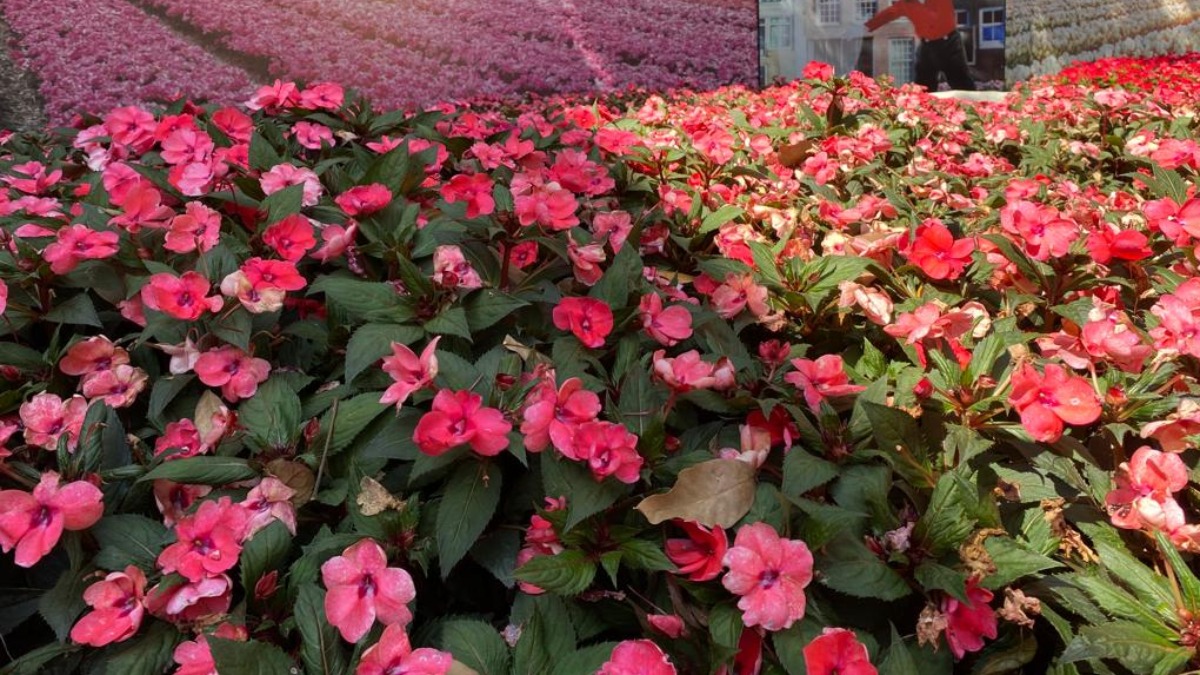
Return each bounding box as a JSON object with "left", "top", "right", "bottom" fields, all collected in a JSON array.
[
  {"left": 2, "top": 54, "right": 1200, "bottom": 674},
  {"left": 0, "top": 0, "right": 255, "bottom": 124}
]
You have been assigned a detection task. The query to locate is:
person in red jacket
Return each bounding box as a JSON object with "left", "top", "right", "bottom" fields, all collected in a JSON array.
[{"left": 865, "top": 0, "right": 976, "bottom": 91}]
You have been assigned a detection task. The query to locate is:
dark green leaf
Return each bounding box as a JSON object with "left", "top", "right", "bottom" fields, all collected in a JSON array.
[
  {"left": 92, "top": 515, "right": 168, "bottom": 570},
  {"left": 464, "top": 291, "right": 529, "bottom": 332},
  {"left": 514, "top": 550, "right": 596, "bottom": 596},
  {"left": 982, "top": 537, "right": 1063, "bottom": 589},
  {"left": 541, "top": 455, "right": 628, "bottom": 532},
  {"left": 437, "top": 462, "right": 503, "bottom": 577},
  {"left": 817, "top": 536, "right": 911, "bottom": 601},
  {"left": 345, "top": 324, "right": 425, "bottom": 383},
  {"left": 260, "top": 183, "right": 304, "bottom": 224},
  {"left": 781, "top": 449, "right": 838, "bottom": 499},
  {"left": 45, "top": 294, "right": 101, "bottom": 327},
  {"left": 439, "top": 619, "right": 510, "bottom": 675},
  {"left": 238, "top": 376, "right": 303, "bottom": 452},
  {"left": 313, "top": 393, "right": 388, "bottom": 456},
  {"left": 424, "top": 306, "right": 472, "bottom": 342},
  {"left": 38, "top": 569, "right": 88, "bottom": 641},
  {"left": 209, "top": 637, "right": 296, "bottom": 674},
  {"left": 140, "top": 456, "right": 257, "bottom": 485},
  {"left": 240, "top": 520, "right": 292, "bottom": 597},
  {"left": 295, "top": 584, "right": 348, "bottom": 675},
  {"left": 96, "top": 621, "right": 179, "bottom": 675}
]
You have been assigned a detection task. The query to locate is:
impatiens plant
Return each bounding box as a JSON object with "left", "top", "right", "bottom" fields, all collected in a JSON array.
[{"left": 6, "top": 52, "right": 1200, "bottom": 675}]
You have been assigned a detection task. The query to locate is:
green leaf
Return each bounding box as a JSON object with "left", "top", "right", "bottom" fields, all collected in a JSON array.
[
  {"left": 240, "top": 520, "right": 292, "bottom": 597},
  {"left": 464, "top": 290, "right": 529, "bottom": 332},
  {"left": 618, "top": 539, "right": 674, "bottom": 572},
  {"left": 209, "top": 637, "right": 296, "bottom": 674},
  {"left": 140, "top": 456, "right": 257, "bottom": 485},
  {"left": 817, "top": 536, "right": 911, "bottom": 601},
  {"left": 92, "top": 514, "right": 168, "bottom": 570},
  {"left": 471, "top": 530, "right": 521, "bottom": 588},
  {"left": 0, "top": 343, "right": 44, "bottom": 371},
  {"left": 313, "top": 393, "right": 388, "bottom": 456},
  {"left": 860, "top": 400, "right": 925, "bottom": 458},
  {"left": 708, "top": 602, "right": 743, "bottom": 649},
  {"left": 44, "top": 293, "right": 101, "bottom": 327},
  {"left": 147, "top": 374, "right": 195, "bottom": 427},
  {"left": 1156, "top": 531, "right": 1200, "bottom": 615},
  {"left": 554, "top": 643, "right": 620, "bottom": 675},
  {"left": 210, "top": 307, "right": 253, "bottom": 352},
  {"left": 238, "top": 376, "right": 302, "bottom": 453},
  {"left": 589, "top": 243, "right": 641, "bottom": 309},
  {"left": 0, "top": 642, "right": 76, "bottom": 675},
  {"left": 295, "top": 584, "right": 348, "bottom": 675},
  {"left": 260, "top": 183, "right": 304, "bottom": 224},
  {"left": 878, "top": 629, "right": 921, "bottom": 675},
  {"left": 913, "top": 563, "right": 969, "bottom": 603},
  {"left": 97, "top": 621, "right": 180, "bottom": 675},
  {"left": 916, "top": 471, "right": 976, "bottom": 555},
  {"left": 514, "top": 550, "right": 597, "bottom": 596},
  {"left": 344, "top": 324, "right": 424, "bottom": 383},
  {"left": 38, "top": 568, "right": 88, "bottom": 641},
  {"left": 439, "top": 619, "right": 510, "bottom": 675},
  {"left": 541, "top": 455, "right": 628, "bottom": 532},
  {"left": 698, "top": 204, "right": 743, "bottom": 235},
  {"left": 982, "top": 537, "right": 1063, "bottom": 589},
  {"left": 1060, "top": 621, "right": 1192, "bottom": 673},
  {"left": 791, "top": 498, "right": 867, "bottom": 549},
  {"left": 310, "top": 276, "right": 413, "bottom": 324},
  {"left": 1152, "top": 163, "right": 1190, "bottom": 204},
  {"left": 424, "top": 306, "right": 472, "bottom": 341},
  {"left": 437, "top": 462, "right": 503, "bottom": 577},
  {"left": 781, "top": 449, "right": 838, "bottom": 499},
  {"left": 248, "top": 130, "right": 283, "bottom": 171},
  {"left": 512, "top": 596, "right": 574, "bottom": 675}
]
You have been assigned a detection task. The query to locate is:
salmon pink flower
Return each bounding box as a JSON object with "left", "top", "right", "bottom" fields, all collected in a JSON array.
[
  {"left": 19, "top": 392, "right": 88, "bottom": 451},
  {"left": 154, "top": 419, "right": 204, "bottom": 459},
  {"left": 0, "top": 471, "right": 104, "bottom": 567},
  {"left": 220, "top": 270, "right": 286, "bottom": 314},
  {"left": 1141, "top": 399, "right": 1200, "bottom": 452},
  {"left": 322, "top": 538, "right": 417, "bottom": 643},
  {"left": 647, "top": 614, "right": 686, "bottom": 638},
  {"left": 145, "top": 573, "right": 232, "bottom": 623},
  {"left": 570, "top": 421, "right": 643, "bottom": 484},
  {"left": 104, "top": 106, "right": 156, "bottom": 152},
  {"left": 1086, "top": 226, "right": 1151, "bottom": 264},
  {"left": 242, "top": 257, "right": 307, "bottom": 292},
  {"left": 212, "top": 108, "right": 253, "bottom": 143},
  {"left": 69, "top": 565, "right": 147, "bottom": 647},
  {"left": 157, "top": 497, "right": 249, "bottom": 582},
  {"left": 640, "top": 294, "right": 693, "bottom": 347},
  {"left": 512, "top": 175, "right": 578, "bottom": 230},
  {"left": 652, "top": 350, "right": 736, "bottom": 393},
  {"left": 293, "top": 121, "right": 334, "bottom": 150},
  {"left": 837, "top": 281, "right": 894, "bottom": 325},
  {"left": 81, "top": 365, "right": 149, "bottom": 408},
  {"left": 721, "top": 522, "right": 813, "bottom": 631},
  {"left": 902, "top": 220, "right": 975, "bottom": 281},
  {"left": 59, "top": 336, "right": 129, "bottom": 377},
  {"left": 1105, "top": 446, "right": 1189, "bottom": 530},
  {"left": 153, "top": 481, "right": 212, "bottom": 528},
  {"left": 505, "top": 241, "right": 539, "bottom": 269},
  {"left": 335, "top": 184, "right": 392, "bottom": 217},
  {"left": 1150, "top": 279, "right": 1200, "bottom": 358},
  {"left": 42, "top": 225, "right": 120, "bottom": 275},
  {"left": 520, "top": 376, "right": 601, "bottom": 456},
  {"left": 195, "top": 346, "right": 271, "bottom": 402},
  {"left": 593, "top": 210, "right": 634, "bottom": 252},
  {"left": 379, "top": 338, "right": 440, "bottom": 408},
  {"left": 299, "top": 82, "right": 345, "bottom": 111},
  {"left": 413, "top": 389, "right": 512, "bottom": 457},
  {"left": 803, "top": 628, "right": 877, "bottom": 675},
  {"left": 357, "top": 624, "right": 453, "bottom": 675},
  {"left": 942, "top": 577, "right": 997, "bottom": 659},
  {"left": 4, "top": 161, "right": 62, "bottom": 195},
  {"left": 260, "top": 163, "right": 322, "bottom": 207},
  {"left": 1008, "top": 363, "right": 1101, "bottom": 442},
  {"left": 312, "top": 222, "right": 359, "bottom": 262},
  {"left": 1143, "top": 197, "right": 1200, "bottom": 246},
  {"left": 164, "top": 202, "right": 221, "bottom": 254},
  {"left": 665, "top": 520, "right": 727, "bottom": 582},
  {"left": 0, "top": 279, "right": 6, "bottom": 316},
  {"left": 262, "top": 214, "right": 317, "bottom": 262},
  {"left": 552, "top": 297, "right": 613, "bottom": 349},
  {"left": 567, "top": 238, "right": 606, "bottom": 286},
  {"left": 141, "top": 271, "right": 224, "bottom": 321},
  {"left": 109, "top": 183, "right": 174, "bottom": 232},
  {"left": 440, "top": 173, "right": 495, "bottom": 219},
  {"left": 785, "top": 355, "right": 866, "bottom": 412},
  {"left": 432, "top": 245, "right": 483, "bottom": 289},
  {"left": 1000, "top": 200, "right": 1078, "bottom": 261},
  {"left": 597, "top": 640, "right": 677, "bottom": 675},
  {"left": 711, "top": 275, "right": 770, "bottom": 320},
  {"left": 241, "top": 477, "right": 297, "bottom": 537},
  {"left": 160, "top": 127, "right": 214, "bottom": 166}
]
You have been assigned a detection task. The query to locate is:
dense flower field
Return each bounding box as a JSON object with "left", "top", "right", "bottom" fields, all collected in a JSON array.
[
  {"left": 0, "top": 0, "right": 756, "bottom": 125},
  {"left": 3, "top": 53, "right": 1200, "bottom": 674}
]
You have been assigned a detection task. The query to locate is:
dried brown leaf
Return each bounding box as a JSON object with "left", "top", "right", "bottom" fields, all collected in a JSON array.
[
  {"left": 265, "top": 458, "right": 316, "bottom": 506},
  {"left": 635, "top": 459, "right": 756, "bottom": 528},
  {"left": 356, "top": 476, "right": 406, "bottom": 516}
]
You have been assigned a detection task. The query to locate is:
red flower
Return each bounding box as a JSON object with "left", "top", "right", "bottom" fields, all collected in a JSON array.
[
  {"left": 902, "top": 220, "right": 975, "bottom": 281},
  {"left": 413, "top": 389, "right": 512, "bottom": 457},
  {"left": 141, "top": 271, "right": 223, "bottom": 321},
  {"left": 241, "top": 256, "right": 307, "bottom": 292},
  {"left": 194, "top": 345, "right": 272, "bottom": 402},
  {"left": 721, "top": 522, "right": 813, "bottom": 631},
  {"left": 0, "top": 471, "right": 104, "bottom": 567},
  {"left": 597, "top": 640, "right": 677, "bottom": 675},
  {"left": 70, "top": 565, "right": 147, "bottom": 647},
  {"left": 640, "top": 293, "right": 693, "bottom": 347},
  {"left": 379, "top": 337, "right": 439, "bottom": 409},
  {"left": 803, "top": 628, "right": 878, "bottom": 675},
  {"left": 165, "top": 201, "right": 222, "bottom": 254},
  {"left": 552, "top": 297, "right": 614, "bottom": 349},
  {"left": 144, "top": 574, "right": 231, "bottom": 623},
  {"left": 520, "top": 376, "right": 601, "bottom": 456},
  {"left": 262, "top": 214, "right": 317, "bottom": 262},
  {"left": 440, "top": 173, "right": 495, "bottom": 219},
  {"left": 570, "top": 421, "right": 644, "bottom": 484},
  {"left": 335, "top": 183, "right": 392, "bottom": 217},
  {"left": 1008, "top": 363, "right": 1101, "bottom": 442},
  {"left": 942, "top": 577, "right": 998, "bottom": 660},
  {"left": 59, "top": 336, "right": 129, "bottom": 377},
  {"left": 157, "top": 497, "right": 249, "bottom": 582},
  {"left": 512, "top": 174, "right": 578, "bottom": 230},
  {"left": 665, "top": 520, "right": 728, "bottom": 582},
  {"left": 42, "top": 224, "right": 120, "bottom": 275},
  {"left": 321, "top": 538, "right": 416, "bottom": 643},
  {"left": 357, "top": 624, "right": 452, "bottom": 675}
]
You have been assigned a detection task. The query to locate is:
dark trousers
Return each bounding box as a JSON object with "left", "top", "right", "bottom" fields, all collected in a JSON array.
[{"left": 915, "top": 30, "right": 976, "bottom": 91}]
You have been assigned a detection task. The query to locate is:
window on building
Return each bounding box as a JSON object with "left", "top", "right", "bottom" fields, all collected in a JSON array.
[
  {"left": 888, "top": 37, "right": 915, "bottom": 85},
  {"left": 814, "top": 0, "right": 841, "bottom": 26},
  {"left": 955, "top": 9, "right": 975, "bottom": 65},
  {"left": 856, "top": 0, "right": 879, "bottom": 21},
  {"left": 979, "top": 8, "right": 1004, "bottom": 48},
  {"left": 955, "top": 9, "right": 968, "bottom": 26},
  {"left": 764, "top": 16, "right": 793, "bottom": 50}
]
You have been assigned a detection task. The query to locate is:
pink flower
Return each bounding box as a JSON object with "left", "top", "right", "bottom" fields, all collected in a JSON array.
[
  {"left": 109, "top": 184, "right": 175, "bottom": 232},
  {"left": 652, "top": 349, "right": 736, "bottom": 393},
  {"left": 520, "top": 376, "right": 601, "bottom": 456},
  {"left": 593, "top": 210, "right": 634, "bottom": 252},
  {"left": 665, "top": 520, "right": 728, "bottom": 582},
  {"left": 260, "top": 163, "right": 323, "bottom": 207},
  {"left": 141, "top": 272, "right": 224, "bottom": 321},
  {"left": 220, "top": 271, "right": 285, "bottom": 314},
  {"left": 1141, "top": 399, "right": 1200, "bottom": 453},
  {"left": 312, "top": 222, "right": 359, "bottom": 262},
  {"left": 0, "top": 279, "right": 6, "bottom": 316},
  {"left": 42, "top": 225, "right": 120, "bottom": 275},
  {"left": 552, "top": 297, "right": 614, "bottom": 349},
  {"left": 639, "top": 294, "right": 693, "bottom": 347},
  {"left": 160, "top": 127, "right": 214, "bottom": 166},
  {"left": 597, "top": 640, "right": 677, "bottom": 675},
  {"left": 902, "top": 220, "right": 975, "bottom": 281},
  {"left": 440, "top": 173, "right": 495, "bottom": 219},
  {"left": 784, "top": 355, "right": 866, "bottom": 412},
  {"left": 157, "top": 497, "right": 250, "bottom": 581},
  {"left": 152, "top": 481, "right": 211, "bottom": 529},
  {"left": 567, "top": 237, "right": 606, "bottom": 286},
  {"left": 19, "top": 392, "right": 88, "bottom": 451},
  {"left": 837, "top": 281, "right": 894, "bottom": 325},
  {"left": 942, "top": 577, "right": 998, "bottom": 659},
  {"left": 171, "top": 624, "right": 246, "bottom": 675},
  {"left": 194, "top": 346, "right": 271, "bottom": 402},
  {"left": 647, "top": 614, "right": 686, "bottom": 638},
  {"left": 80, "top": 365, "right": 149, "bottom": 408},
  {"left": 1008, "top": 363, "right": 1102, "bottom": 443},
  {"left": 721, "top": 522, "right": 813, "bottom": 631},
  {"left": 154, "top": 419, "right": 204, "bottom": 459},
  {"left": 380, "top": 338, "right": 440, "bottom": 409},
  {"left": 0, "top": 471, "right": 103, "bottom": 567},
  {"left": 335, "top": 184, "right": 392, "bottom": 217},
  {"left": 293, "top": 121, "right": 334, "bottom": 150},
  {"left": 241, "top": 477, "right": 297, "bottom": 537},
  {"left": 432, "top": 245, "right": 483, "bottom": 289},
  {"left": 512, "top": 175, "right": 578, "bottom": 230},
  {"left": 104, "top": 106, "right": 156, "bottom": 151},
  {"left": 1106, "top": 446, "right": 1189, "bottom": 530},
  {"left": 711, "top": 275, "right": 769, "bottom": 320},
  {"left": 999, "top": 200, "right": 1078, "bottom": 261},
  {"left": 247, "top": 80, "right": 300, "bottom": 112},
  {"left": 299, "top": 82, "right": 345, "bottom": 111},
  {"left": 165, "top": 202, "right": 221, "bottom": 254},
  {"left": 322, "top": 539, "right": 416, "bottom": 643},
  {"left": 803, "top": 628, "right": 877, "bottom": 675},
  {"left": 70, "top": 565, "right": 147, "bottom": 647},
  {"left": 262, "top": 214, "right": 317, "bottom": 262},
  {"left": 357, "top": 624, "right": 452, "bottom": 675},
  {"left": 413, "top": 389, "right": 512, "bottom": 457},
  {"left": 1150, "top": 279, "right": 1200, "bottom": 358},
  {"left": 145, "top": 574, "right": 231, "bottom": 623},
  {"left": 570, "top": 421, "right": 644, "bottom": 484},
  {"left": 59, "top": 336, "right": 129, "bottom": 377},
  {"left": 242, "top": 257, "right": 307, "bottom": 291}
]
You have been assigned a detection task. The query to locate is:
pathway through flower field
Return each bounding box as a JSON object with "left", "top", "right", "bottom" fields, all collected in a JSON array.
[{"left": 0, "top": 13, "right": 45, "bottom": 131}]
